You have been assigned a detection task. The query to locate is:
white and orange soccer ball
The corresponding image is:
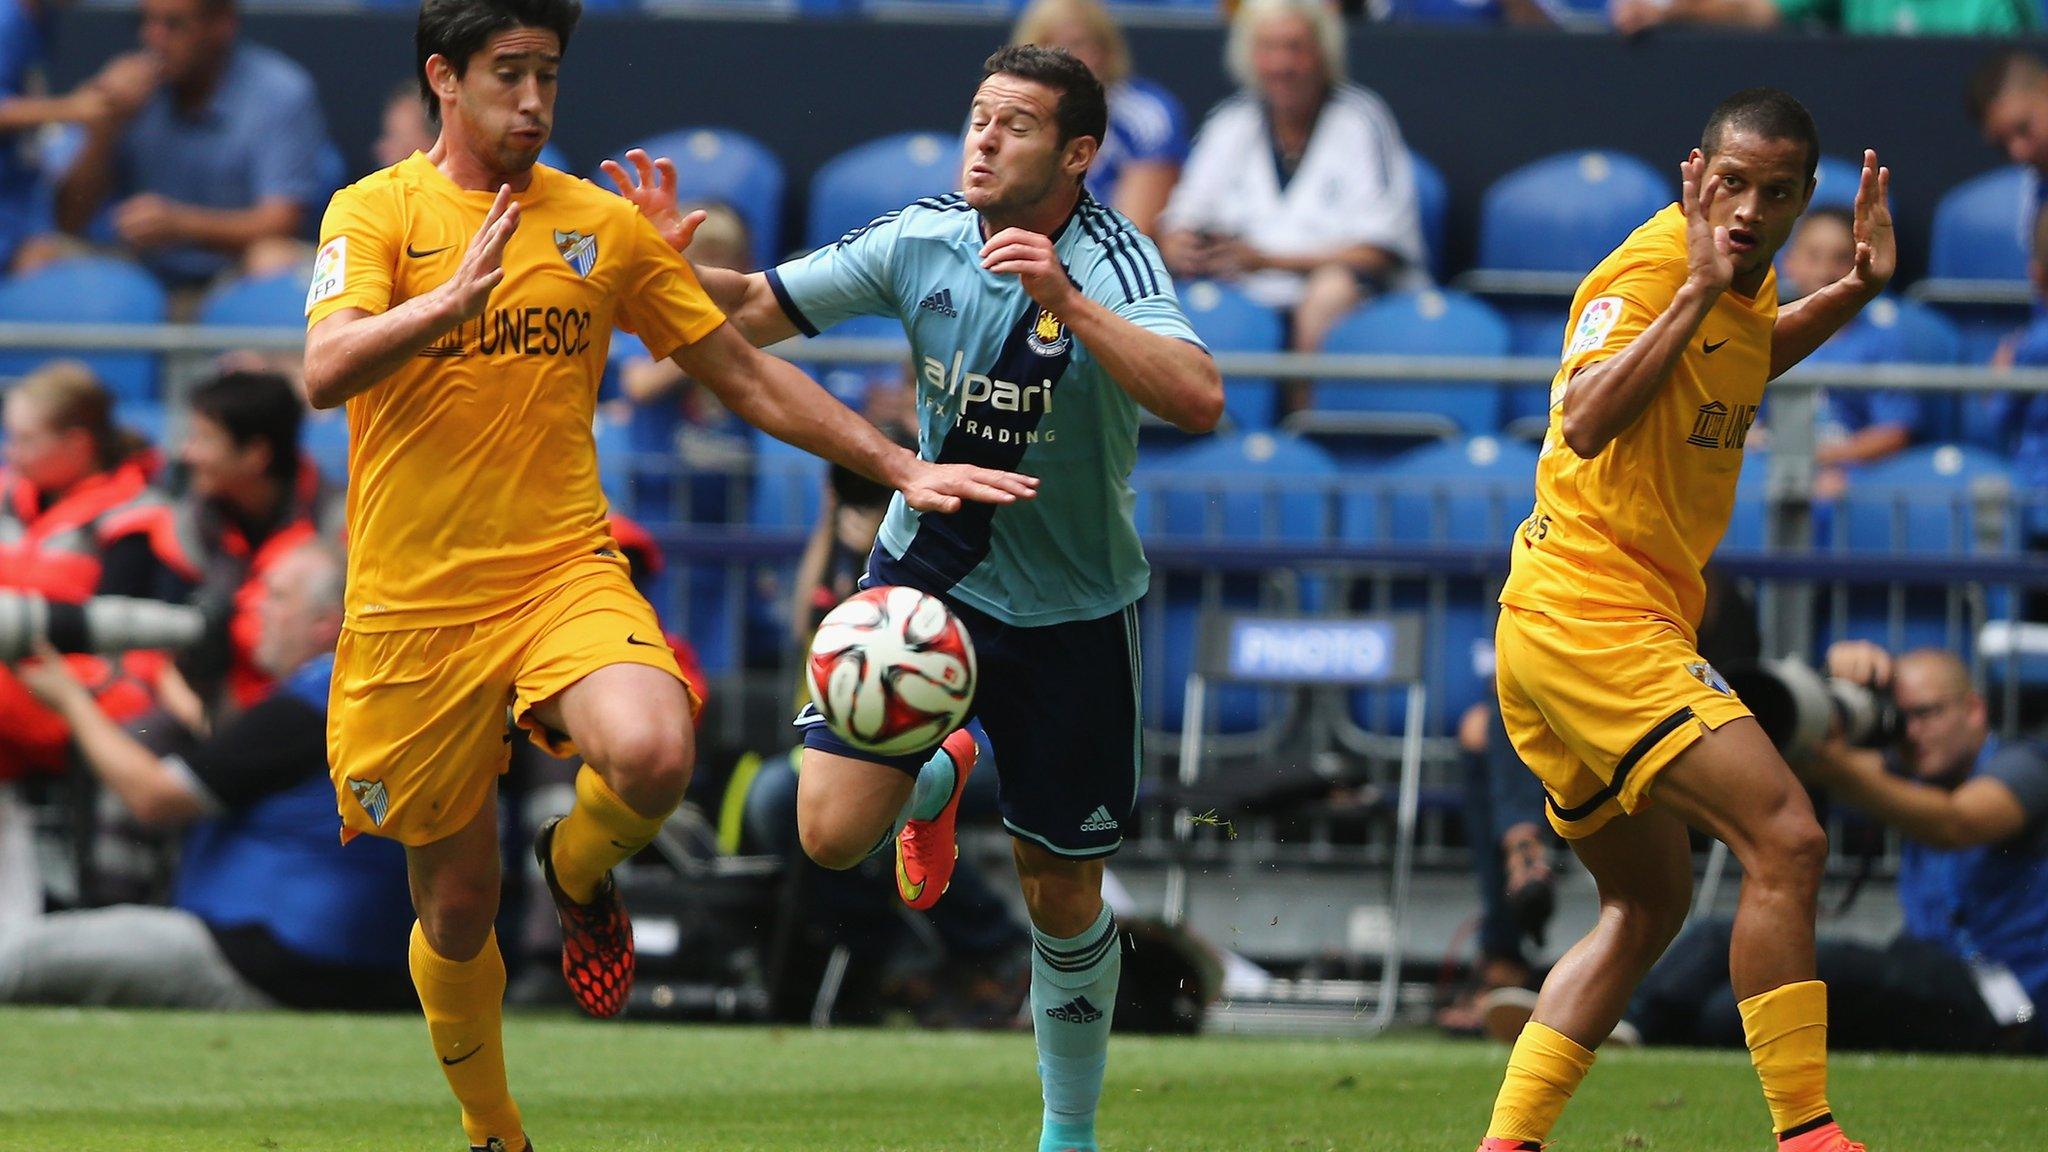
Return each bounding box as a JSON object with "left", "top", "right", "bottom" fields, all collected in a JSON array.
[{"left": 806, "top": 586, "right": 977, "bottom": 756}]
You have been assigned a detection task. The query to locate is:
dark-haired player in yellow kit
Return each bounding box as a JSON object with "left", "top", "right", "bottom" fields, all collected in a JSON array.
[
  {"left": 300, "top": 2, "right": 1035, "bottom": 1149},
  {"left": 1475, "top": 89, "right": 1894, "bottom": 1152}
]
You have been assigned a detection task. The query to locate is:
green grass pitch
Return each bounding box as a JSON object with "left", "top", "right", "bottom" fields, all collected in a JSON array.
[{"left": 1, "top": 1007, "right": 2041, "bottom": 1150}]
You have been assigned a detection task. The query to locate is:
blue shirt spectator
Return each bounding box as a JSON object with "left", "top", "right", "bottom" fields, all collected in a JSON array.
[
  {"left": 1010, "top": 0, "right": 1186, "bottom": 236},
  {"left": 53, "top": 0, "right": 333, "bottom": 289},
  {"left": 0, "top": 0, "right": 48, "bottom": 265},
  {"left": 1983, "top": 305, "right": 2048, "bottom": 537}
]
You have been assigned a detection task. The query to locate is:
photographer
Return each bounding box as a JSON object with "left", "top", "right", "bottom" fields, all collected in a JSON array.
[
  {"left": 0, "top": 540, "right": 414, "bottom": 1010},
  {"left": 1624, "top": 643, "right": 2048, "bottom": 1053}
]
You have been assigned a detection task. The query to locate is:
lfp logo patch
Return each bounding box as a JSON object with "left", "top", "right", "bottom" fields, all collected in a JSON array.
[
  {"left": 304, "top": 236, "right": 346, "bottom": 314},
  {"left": 1567, "top": 295, "right": 1623, "bottom": 357},
  {"left": 554, "top": 229, "right": 597, "bottom": 278}
]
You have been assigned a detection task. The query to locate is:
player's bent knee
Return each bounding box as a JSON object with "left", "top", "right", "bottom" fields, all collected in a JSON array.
[
  {"left": 591, "top": 721, "right": 694, "bottom": 815},
  {"left": 414, "top": 878, "right": 500, "bottom": 960},
  {"left": 1015, "top": 859, "right": 1104, "bottom": 937},
  {"left": 796, "top": 819, "right": 872, "bottom": 871},
  {"left": 1755, "top": 809, "right": 1829, "bottom": 888}
]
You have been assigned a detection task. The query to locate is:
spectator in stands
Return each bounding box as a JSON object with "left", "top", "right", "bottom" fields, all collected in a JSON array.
[
  {"left": 155, "top": 369, "right": 341, "bottom": 714},
  {"left": 1971, "top": 50, "right": 2048, "bottom": 182},
  {"left": 1985, "top": 204, "right": 2048, "bottom": 606},
  {"left": 0, "top": 0, "right": 98, "bottom": 269},
  {"left": 0, "top": 361, "right": 180, "bottom": 782},
  {"left": 39, "top": 0, "right": 333, "bottom": 296},
  {"left": 1780, "top": 206, "right": 1925, "bottom": 500},
  {"left": 1010, "top": 0, "right": 1187, "bottom": 237},
  {"left": 1160, "top": 0, "right": 1425, "bottom": 367},
  {"left": 1618, "top": 643, "right": 2048, "bottom": 1053},
  {"left": 1613, "top": 0, "right": 2038, "bottom": 36},
  {"left": 0, "top": 539, "right": 417, "bottom": 1010},
  {"left": 374, "top": 79, "right": 435, "bottom": 171}
]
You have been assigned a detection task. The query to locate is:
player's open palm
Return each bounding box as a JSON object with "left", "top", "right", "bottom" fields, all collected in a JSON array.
[
  {"left": 441, "top": 185, "right": 521, "bottom": 323},
  {"left": 602, "top": 148, "right": 705, "bottom": 256},
  {"left": 1679, "top": 154, "right": 1733, "bottom": 295},
  {"left": 1847, "top": 148, "right": 1896, "bottom": 296},
  {"left": 900, "top": 460, "right": 1040, "bottom": 515}
]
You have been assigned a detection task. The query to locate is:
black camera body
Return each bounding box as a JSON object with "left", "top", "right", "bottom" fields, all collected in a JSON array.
[
  {"left": 1721, "top": 658, "right": 1905, "bottom": 760},
  {"left": 0, "top": 591, "right": 206, "bottom": 662}
]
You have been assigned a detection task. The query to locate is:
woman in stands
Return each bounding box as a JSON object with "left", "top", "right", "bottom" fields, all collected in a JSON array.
[
  {"left": 0, "top": 360, "right": 179, "bottom": 780},
  {"left": 1010, "top": 0, "right": 1188, "bottom": 237}
]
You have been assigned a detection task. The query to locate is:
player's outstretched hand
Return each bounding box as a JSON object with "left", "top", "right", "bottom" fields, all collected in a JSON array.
[
  {"left": 899, "top": 460, "right": 1040, "bottom": 515},
  {"left": 602, "top": 148, "right": 706, "bottom": 256},
  {"left": 1679, "top": 154, "right": 1733, "bottom": 294},
  {"left": 441, "top": 184, "right": 521, "bottom": 323},
  {"left": 981, "top": 227, "right": 1073, "bottom": 310},
  {"left": 1845, "top": 148, "right": 1896, "bottom": 298}
]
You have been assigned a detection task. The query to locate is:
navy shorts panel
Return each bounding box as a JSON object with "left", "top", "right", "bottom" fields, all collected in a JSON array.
[{"left": 795, "top": 548, "right": 1142, "bottom": 858}]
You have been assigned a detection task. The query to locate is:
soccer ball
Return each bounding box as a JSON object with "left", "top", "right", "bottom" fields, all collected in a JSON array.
[{"left": 806, "top": 586, "right": 977, "bottom": 756}]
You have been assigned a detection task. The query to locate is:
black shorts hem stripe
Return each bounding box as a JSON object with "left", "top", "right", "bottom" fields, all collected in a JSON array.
[{"left": 1546, "top": 705, "right": 1697, "bottom": 824}]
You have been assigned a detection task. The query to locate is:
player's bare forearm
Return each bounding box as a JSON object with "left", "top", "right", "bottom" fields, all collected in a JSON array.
[
  {"left": 1770, "top": 278, "right": 1880, "bottom": 379},
  {"left": 680, "top": 324, "right": 916, "bottom": 487},
  {"left": 303, "top": 294, "right": 469, "bottom": 410},
  {"left": 695, "top": 267, "right": 801, "bottom": 346},
  {"left": 1816, "top": 423, "right": 1911, "bottom": 467},
  {"left": 43, "top": 687, "right": 203, "bottom": 828},
  {"left": 1061, "top": 292, "right": 1223, "bottom": 433},
  {"left": 1804, "top": 744, "right": 2019, "bottom": 849},
  {"left": 1561, "top": 280, "right": 1719, "bottom": 457}
]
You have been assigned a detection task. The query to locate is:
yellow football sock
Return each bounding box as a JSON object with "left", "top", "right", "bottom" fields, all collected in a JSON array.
[
  {"left": 1486, "top": 1021, "right": 1596, "bottom": 1145},
  {"left": 551, "top": 764, "right": 670, "bottom": 904},
  {"left": 1739, "top": 979, "right": 1833, "bottom": 1135},
  {"left": 410, "top": 924, "right": 524, "bottom": 1151}
]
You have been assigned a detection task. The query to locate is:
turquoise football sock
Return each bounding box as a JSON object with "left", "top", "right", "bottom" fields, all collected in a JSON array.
[
  {"left": 1031, "top": 904, "right": 1120, "bottom": 1152},
  {"left": 856, "top": 742, "right": 961, "bottom": 862}
]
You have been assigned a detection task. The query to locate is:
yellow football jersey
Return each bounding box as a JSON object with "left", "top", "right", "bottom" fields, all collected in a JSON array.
[
  {"left": 1499, "top": 204, "right": 1777, "bottom": 637},
  {"left": 305, "top": 154, "right": 724, "bottom": 630}
]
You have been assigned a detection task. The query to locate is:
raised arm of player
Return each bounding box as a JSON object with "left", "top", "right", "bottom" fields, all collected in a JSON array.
[
  {"left": 980, "top": 226, "right": 1224, "bottom": 433},
  {"left": 601, "top": 149, "right": 801, "bottom": 345},
  {"left": 1558, "top": 155, "right": 1731, "bottom": 459},
  {"left": 1770, "top": 150, "right": 1895, "bottom": 379},
  {"left": 303, "top": 185, "right": 521, "bottom": 410},
  {"left": 673, "top": 324, "right": 1038, "bottom": 514}
]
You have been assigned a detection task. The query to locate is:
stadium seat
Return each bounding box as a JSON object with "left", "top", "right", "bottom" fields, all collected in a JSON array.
[
  {"left": 0, "top": 257, "right": 166, "bottom": 404},
  {"left": 1497, "top": 302, "right": 1568, "bottom": 437},
  {"left": 804, "top": 131, "right": 958, "bottom": 251},
  {"left": 199, "top": 271, "right": 310, "bottom": 330},
  {"left": 1926, "top": 166, "right": 2033, "bottom": 284},
  {"left": 1178, "top": 279, "right": 1284, "bottom": 431},
  {"left": 1806, "top": 154, "right": 1868, "bottom": 212},
  {"left": 1133, "top": 432, "right": 1336, "bottom": 737},
  {"left": 1384, "top": 0, "right": 1502, "bottom": 24},
  {"left": 592, "top": 127, "right": 784, "bottom": 268},
  {"left": 796, "top": 312, "right": 910, "bottom": 411},
  {"left": 1307, "top": 289, "right": 1508, "bottom": 439},
  {"left": 1475, "top": 150, "right": 1667, "bottom": 276},
  {"left": 1722, "top": 446, "right": 1772, "bottom": 552},
  {"left": 1836, "top": 444, "right": 2013, "bottom": 554},
  {"left": 1409, "top": 149, "right": 1450, "bottom": 282},
  {"left": 301, "top": 410, "right": 350, "bottom": 484}
]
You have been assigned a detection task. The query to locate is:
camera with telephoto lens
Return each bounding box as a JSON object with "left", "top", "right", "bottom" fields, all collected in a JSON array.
[
  {"left": 0, "top": 591, "right": 206, "bottom": 662},
  {"left": 1719, "top": 658, "right": 1906, "bottom": 761}
]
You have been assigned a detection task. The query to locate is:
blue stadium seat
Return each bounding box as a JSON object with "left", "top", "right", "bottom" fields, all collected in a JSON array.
[
  {"left": 302, "top": 410, "right": 350, "bottom": 484},
  {"left": 1312, "top": 289, "right": 1508, "bottom": 436},
  {"left": 1178, "top": 279, "right": 1283, "bottom": 430},
  {"left": 1806, "top": 154, "right": 1867, "bottom": 212},
  {"left": 1133, "top": 432, "right": 1336, "bottom": 736},
  {"left": 750, "top": 425, "right": 828, "bottom": 533},
  {"left": 1927, "top": 166, "right": 2033, "bottom": 283},
  {"left": 1384, "top": 0, "right": 1502, "bottom": 23},
  {"left": 1476, "top": 151, "right": 1667, "bottom": 274},
  {"left": 1723, "top": 447, "right": 1771, "bottom": 552},
  {"left": 798, "top": 312, "right": 910, "bottom": 411},
  {"left": 1498, "top": 303, "right": 1568, "bottom": 436},
  {"left": 199, "top": 271, "right": 308, "bottom": 330},
  {"left": 592, "top": 127, "right": 784, "bottom": 268},
  {"left": 0, "top": 257, "right": 166, "bottom": 403},
  {"left": 804, "top": 131, "right": 957, "bottom": 251},
  {"left": 1410, "top": 149, "right": 1450, "bottom": 282},
  {"left": 117, "top": 400, "right": 169, "bottom": 452},
  {"left": 1836, "top": 444, "right": 2014, "bottom": 554}
]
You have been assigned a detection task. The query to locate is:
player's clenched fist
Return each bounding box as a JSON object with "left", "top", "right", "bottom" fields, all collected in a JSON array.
[
  {"left": 438, "top": 184, "right": 522, "bottom": 323},
  {"left": 980, "top": 227, "right": 1071, "bottom": 310}
]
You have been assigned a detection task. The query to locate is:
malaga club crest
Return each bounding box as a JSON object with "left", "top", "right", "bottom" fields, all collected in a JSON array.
[
  {"left": 1685, "top": 661, "right": 1733, "bottom": 696},
  {"left": 1026, "top": 307, "right": 1070, "bottom": 357},
  {"left": 347, "top": 777, "right": 391, "bottom": 826},
  {"left": 554, "top": 229, "right": 597, "bottom": 278}
]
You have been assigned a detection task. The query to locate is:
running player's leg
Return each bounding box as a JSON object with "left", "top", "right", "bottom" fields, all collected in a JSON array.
[
  {"left": 1013, "top": 844, "right": 1117, "bottom": 1152},
  {"left": 1481, "top": 808, "right": 1692, "bottom": 1150},
  {"left": 405, "top": 794, "right": 527, "bottom": 1152},
  {"left": 794, "top": 748, "right": 916, "bottom": 869},
  {"left": 1653, "top": 717, "right": 1847, "bottom": 1148}
]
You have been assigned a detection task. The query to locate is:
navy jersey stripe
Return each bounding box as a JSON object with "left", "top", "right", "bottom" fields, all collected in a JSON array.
[
  {"left": 1081, "top": 204, "right": 1156, "bottom": 299},
  {"left": 1076, "top": 213, "right": 1136, "bottom": 306},
  {"left": 763, "top": 268, "right": 819, "bottom": 337}
]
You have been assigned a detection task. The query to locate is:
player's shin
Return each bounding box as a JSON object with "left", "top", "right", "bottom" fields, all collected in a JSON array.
[
  {"left": 1484, "top": 1021, "right": 1595, "bottom": 1148},
  {"left": 1030, "top": 905, "right": 1121, "bottom": 1152},
  {"left": 1739, "top": 979, "right": 1835, "bottom": 1139},
  {"left": 410, "top": 924, "right": 524, "bottom": 1151},
  {"left": 550, "top": 765, "right": 670, "bottom": 904}
]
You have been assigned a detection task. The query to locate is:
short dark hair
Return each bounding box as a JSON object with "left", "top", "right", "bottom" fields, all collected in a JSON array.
[
  {"left": 416, "top": 0, "right": 580, "bottom": 121},
  {"left": 1968, "top": 49, "right": 2046, "bottom": 127},
  {"left": 1702, "top": 87, "right": 1819, "bottom": 186},
  {"left": 187, "top": 370, "right": 303, "bottom": 486},
  {"left": 981, "top": 44, "right": 1108, "bottom": 151}
]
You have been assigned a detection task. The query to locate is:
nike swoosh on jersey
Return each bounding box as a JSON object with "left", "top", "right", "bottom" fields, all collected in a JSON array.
[
  {"left": 1703, "top": 338, "right": 1729, "bottom": 354},
  {"left": 625, "top": 634, "right": 663, "bottom": 648},
  {"left": 407, "top": 243, "right": 454, "bottom": 259}
]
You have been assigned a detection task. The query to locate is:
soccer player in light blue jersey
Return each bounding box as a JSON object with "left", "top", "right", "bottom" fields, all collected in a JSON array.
[{"left": 605, "top": 45, "right": 1221, "bottom": 1152}]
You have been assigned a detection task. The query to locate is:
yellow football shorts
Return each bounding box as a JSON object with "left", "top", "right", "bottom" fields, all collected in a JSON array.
[
  {"left": 328, "top": 555, "right": 694, "bottom": 846},
  {"left": 1495, "top": 604, "right": 1753, "bottom": 839}
]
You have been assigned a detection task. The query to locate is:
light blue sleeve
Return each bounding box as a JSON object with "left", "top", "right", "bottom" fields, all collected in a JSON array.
[
  {"left": 1079, "top": 225, "right": 1204, "bottom": 348},
  {"left": 764, "top": 211, "right": 908, "bottom": 336}
]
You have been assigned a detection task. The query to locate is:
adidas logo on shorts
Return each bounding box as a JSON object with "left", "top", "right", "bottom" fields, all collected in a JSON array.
[
  {"left": 1079, "top": 805, "right": 1119, "bottom": 833},
  {"left": 918, "top": 288, "right": 958, "bottom": 317},
  {"left": 1044, "top": 995, "right": 1105, "bottom": 1024}
]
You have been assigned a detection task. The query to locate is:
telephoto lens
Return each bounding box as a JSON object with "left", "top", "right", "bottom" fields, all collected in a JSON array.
[
  {"left": 0, "top": 591, "right": 206, "bottom": 662},
  {"left": 1720, "top": 657, "right": 1904, "bottom": 760}
]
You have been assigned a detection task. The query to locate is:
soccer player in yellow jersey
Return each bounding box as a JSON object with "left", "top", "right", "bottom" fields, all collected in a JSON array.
[
  {"left": 300, "top": 2, "right": 1035, "bottom": 1149},
  {"left": 1475, "top": 89, "right": 1894, "bottom": 1152}
]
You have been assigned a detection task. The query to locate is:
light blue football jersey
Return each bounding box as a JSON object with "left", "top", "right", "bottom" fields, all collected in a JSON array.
[{"left": 767, "top": 192, "right": 1204, "bottom": 628}]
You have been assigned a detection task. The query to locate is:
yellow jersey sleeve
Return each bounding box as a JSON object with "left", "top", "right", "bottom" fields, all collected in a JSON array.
[
  {"left": 614, "top": 212, "right": 727, "bottom": 361},
  {"left": 305, "top": 179, "right": 400, "bottom": 327},
  {"left": 1557, "top": 250, "right": 1687, "bottom": 380}
]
